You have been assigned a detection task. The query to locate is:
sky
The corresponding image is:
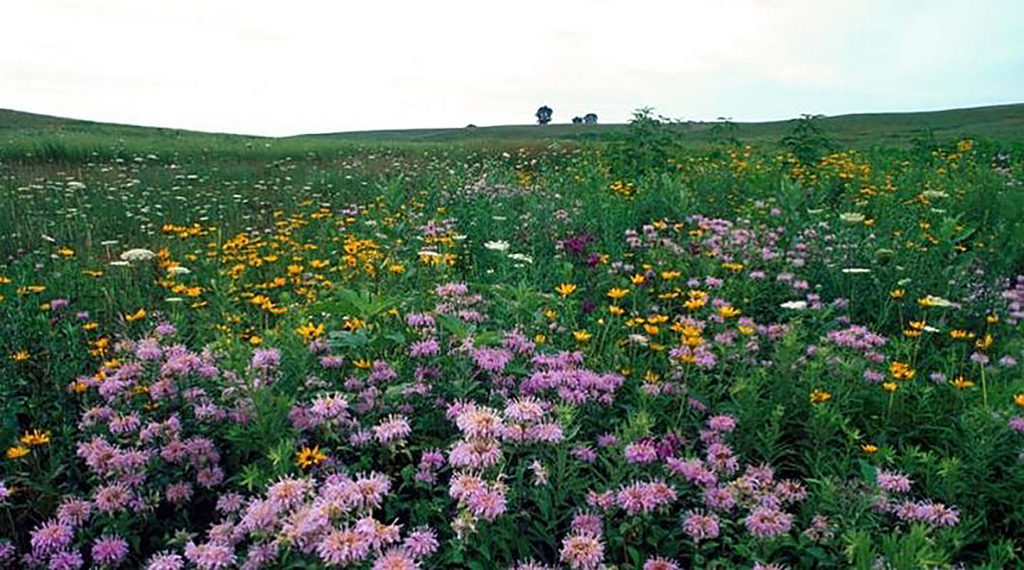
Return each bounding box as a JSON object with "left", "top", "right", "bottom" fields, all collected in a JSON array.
[{"left": 2, "top": 0, "right": 1023, "bottom": 136}]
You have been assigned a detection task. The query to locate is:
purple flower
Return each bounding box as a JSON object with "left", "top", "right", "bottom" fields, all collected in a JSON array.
[
  {"left": 682, "top": 512, "right": 720, "bottom": 541},
  {"left": 745, "top": 506, "right": 793, "bottom": 538},
  {"left": 876, "top": 469, "right": 912, "bottom": 493},
  {"left": 91, "top": 535, "right": 129, "bottom": 565},
  {"left": 250, "top": 348, "right": 281, "bottom": 371}
]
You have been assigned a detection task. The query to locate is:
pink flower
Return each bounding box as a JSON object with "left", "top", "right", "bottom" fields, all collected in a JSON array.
[
  {"left": 682, "top": 511, "right": 720, "bottom": 541},
  {"left": 91, "top": 535, "right": 129, "bottom": 565},
  {"left": 559, "top": 533, "right": 604, "bottom": 570},
  {"left": 184, "top": 541, "right": 235, "bottom": 570},
  {"left": 876, "top": 469, "right": 912, "bottom": 493},
  {"left": 745, "top": 507, "right": 793, "bottom": 538}
]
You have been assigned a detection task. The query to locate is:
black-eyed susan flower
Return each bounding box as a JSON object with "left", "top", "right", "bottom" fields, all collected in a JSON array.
[
  {"left": 809, "top": 389, "right": 832, "bottom": 404},
  {"left": 296, "top": 445, "right": 327, "bottom": 469},
  {"left": 556, "top": 283, "right": 577, "bottom": 297}
]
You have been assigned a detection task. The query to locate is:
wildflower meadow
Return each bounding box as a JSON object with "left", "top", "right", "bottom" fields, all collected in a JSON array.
[{"left": 1, "top": 113, "right": 1023, "bottom": 569}]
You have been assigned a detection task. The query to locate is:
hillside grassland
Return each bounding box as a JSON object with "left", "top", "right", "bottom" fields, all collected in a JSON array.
[{"left": 0, "top": 106, "right": 1023, "bottom": 569}]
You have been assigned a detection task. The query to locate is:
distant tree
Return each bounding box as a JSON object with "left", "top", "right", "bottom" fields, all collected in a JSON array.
[
  {"left": 465, "top": 124, "right": 477, "bottom": 128},
  {"left": 572, "top": 116, "right": 583, "bottom": 124},
  {"left": 583, "top": 113, "right": 598, "bottom": 124},
  {"left": 535, "top": 105, "right": 553, "bottom": 125}
]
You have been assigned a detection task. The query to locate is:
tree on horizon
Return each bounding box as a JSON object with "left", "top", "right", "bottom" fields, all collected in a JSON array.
[{"left": 535, "top": 106, "right": 553, "bottom": 125}]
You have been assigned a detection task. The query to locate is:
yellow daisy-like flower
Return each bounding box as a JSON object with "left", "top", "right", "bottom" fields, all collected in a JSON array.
[
  {"left": 889, "top": 289, "right": 905, "bottom": 299},
  {"left": 861, "top": 443, "right": 879, "bottom": 454},
  {"left": 296, "top": 322, "right": 325, "bottom": 342},
  {"left": 1013, "top": 393, "right": 1024, "bottom": 407},
  {"left": 20, "top": 430, "right": 50, "bottom": 446},
  {"left": 10, "top": 350, "right": 30, "bottom": 362},
  {"left": 718, "top": 305, "right": 740, "bottom": 318},
  {"left": 950, "top": 376, "right": 974, "bottom": 389},
  {"left": 882, "top": 382, "right": 899, "bottom": 393},
  {"left": 125, "top": 308, "right": 147, "bottom": 322},
  {"left": 296, "top": 445, "right": 327, "bottom": 469},
  {"left": 6, "top": 445, "right": 29, "bottom": 459},
  {"left": 572, "top": 330, "right": 592, "bottom": 343},
  {"left": 809, "top": 389, "right": 832, "bottom": 404},
  {"left": 555, "top": 283, "right": 577, "bottom": 297},
  {"left": 607, "top": 288, "right": 629, "bottom": 300}
]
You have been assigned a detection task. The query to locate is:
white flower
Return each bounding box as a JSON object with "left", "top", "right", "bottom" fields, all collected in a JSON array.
[
  {"left": 100, "top": 240, "right": 120, "bottom": 247},
  {"left": 842, "top": 268, "right": 871, "bottom": 274},
  {"left": 120, "top": 248, "right": 156, "bottom": 262},
  {"left": 109, "top": 261, "right": 131, "bottom": 267},
  {"left": 168, "top": 266, "right": 191, "bottom": 275},
  {"left": 627, "top": 334, "right": 650, "bottom": 346},
  {"left": 484, "top": 240, "right": 510, "bottom": 252},
  {"left": 507, "top": 253, "right": 533, "bottom": 264},
  {"left": 66, "top": 181, "right": 86, "bottom": 190},
  {"left": 922, "top": 190, "right": 948, "bottom": 199},
  {"left": 418, "top": 250, "right": 441, "bottom": 258},
  {"left": 780, "top": 300, "right": 808, "bottom": 310},
  {"left": 919, "top": 295, "right": 956, "bottom": 308},
  {"left": 164, "top": 297, "right": 184, "bottom": 303},
  {"left": 839, "top": 212, "right": 865, "bottom": 225}
]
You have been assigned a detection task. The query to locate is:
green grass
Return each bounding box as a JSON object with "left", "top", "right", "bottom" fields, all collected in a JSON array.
[{"left": 3, "top": 102, "right": 1024, "bottom": 152}]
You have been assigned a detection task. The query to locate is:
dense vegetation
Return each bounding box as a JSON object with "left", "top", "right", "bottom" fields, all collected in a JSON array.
[{"left": 1, "top": 108, "right": 1023, "bottom": 569}]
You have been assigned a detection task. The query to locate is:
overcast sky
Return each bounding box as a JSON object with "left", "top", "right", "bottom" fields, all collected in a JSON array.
[{"left": 3, "top": 0, "right": 1022, "bottom": 136}]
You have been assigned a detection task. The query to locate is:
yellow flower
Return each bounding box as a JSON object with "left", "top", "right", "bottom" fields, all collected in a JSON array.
[
  {"left": 608, "top": 305, "right": 625, "bottom": 316},
  {"left": 572, "top": 330, "right": 592, "bottom": 343},
  {"left": 718, "top": 305, "right": 740, "bottom": 318},
  {"left": 661, "top": 271, "right": 680, "bottom": 280},
  {"left": 296, "top": 445, "right": 327, "bottom": 469},
  {"left": 986, "top": 314, "right": 999, "bottom": 325},
  {"left": 249, "top": 335, "right": 263, "bottom": 346},
  {"left": 643, "top": 324, "right": 660, "bottom": 336},
  {"left": 82, "top": 322, "right": 99, "bottom": 331},
  {"left": 556, "top": 283, "right": 577, "bottom": 297},
  {"left": 950, "top": 376, "right": 974, "bottom": 389},
  {"left": 388, "top": 264, "right": 405, "bottom": 274},
  {"left": 287, "top": 264, "right": 304, "bottom": 276},
  {"left": 342, "top": 318, "right": 365, "bottom": 332},
  {"left": 889, "top": 362, "right": 915, "bottom": 380},
  {"left": 20, "top": 429, "right": 50, "bottom": 446},
  {"left": 125, "top": 308, "right": 147, "bottom": 322},
  {"left": 809, "top": 389, "right": 832, "bottom": 404},
  {"left": 975, "top": 334, "right": 993, "bottom": 351},
  {"left": 57, "top": 247, "right": 75, "bottom": 257},
  {"left": 643, "top": 371, "right": 660, "bottom": 383},
  {"left": 949, "top": 329, "right": 972, "bottom": 340},
  {"left": 607, "top": 288, "right": 629, "bottom": 300},
  {"left": 544, "top": 309, "right": 558, "bottom": 320},
  {"left": 10, "top": 350, "right": 30, "bottom": 362},
  {"left": 296, "top": 322, "right": 325, "bottom": 341},
  {"left": 354, "top": 359, "right": 372, "bottom": 369},
  {"left": 630, "top": 274, "right": 646, "bottom": 286},
  {"left": 861, "top": 443, "right": 879, "bottom": 454},
  {"left": 1014, "top": 393, "right": 1024, "bottom": 407},
  {"left": 6, "top": 445, "right": 29, "bottom": 459},
  {"left": 533, "top": 334, "right": 546, "bottom": 344},
  {"left": 882, "top": 382, "right": 899, "bottom": 393}
]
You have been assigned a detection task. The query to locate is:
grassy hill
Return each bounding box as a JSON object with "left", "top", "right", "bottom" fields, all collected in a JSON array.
[{"left": 1, "top": 103, "right": 1023, "bottom": 160}]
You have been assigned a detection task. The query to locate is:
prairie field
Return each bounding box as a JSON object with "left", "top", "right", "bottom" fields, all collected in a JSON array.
[{"left": 1, "top": 110, "right": 1023, "bottom": 569}]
